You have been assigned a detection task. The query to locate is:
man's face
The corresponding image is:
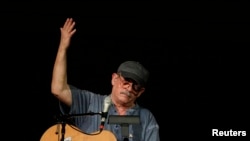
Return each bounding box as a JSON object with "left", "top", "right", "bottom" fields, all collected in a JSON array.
[{"left": 111, "top": 73, "right": 145, "bottom": 104}]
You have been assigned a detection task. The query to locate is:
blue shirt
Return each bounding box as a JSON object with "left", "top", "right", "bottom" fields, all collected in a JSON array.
[{"left": 59, "top": 85, "right": 160, "bottom": 141}]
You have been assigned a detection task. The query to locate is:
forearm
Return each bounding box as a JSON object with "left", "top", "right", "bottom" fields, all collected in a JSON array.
[{"left": 51, "top": 46, "right": 69, "bottom": 96}]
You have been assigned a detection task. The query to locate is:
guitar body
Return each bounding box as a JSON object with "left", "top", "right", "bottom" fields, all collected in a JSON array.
[{"left": 40, "top": 123, "right": 117, "bottom": 141}]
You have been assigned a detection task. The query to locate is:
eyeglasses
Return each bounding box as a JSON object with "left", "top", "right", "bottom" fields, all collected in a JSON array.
[{"left": 117, "top": 73, "right": 144, "bottom": 93}]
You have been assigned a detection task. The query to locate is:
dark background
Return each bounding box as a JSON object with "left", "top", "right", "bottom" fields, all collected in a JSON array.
[{"left": 1, "top": 1, "right": 249, "bottom": 140}]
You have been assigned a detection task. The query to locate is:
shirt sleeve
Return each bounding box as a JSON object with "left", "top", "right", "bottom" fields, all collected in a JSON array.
[
  {"left": 59, "top": 84, "right": 107, "bottom": 133},
  {"left": 140, "top": 108, "right": 160, "bottom": 141},
  {"left": 59, "top": 85, "right": 93, "bottom": 115}
]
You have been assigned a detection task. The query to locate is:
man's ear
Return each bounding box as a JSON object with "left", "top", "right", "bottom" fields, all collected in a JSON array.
[{"left": 111, "top": 73, "right": 119, "bottom": 85}]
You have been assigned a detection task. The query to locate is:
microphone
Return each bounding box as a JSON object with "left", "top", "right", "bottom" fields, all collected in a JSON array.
[{"left": 100, "top": 95, "right": 112, "bottom": 131}]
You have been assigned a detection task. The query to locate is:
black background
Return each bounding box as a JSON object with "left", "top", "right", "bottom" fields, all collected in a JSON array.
[{"left": 1, "top": 1, "right": 249, "bottom": 140}]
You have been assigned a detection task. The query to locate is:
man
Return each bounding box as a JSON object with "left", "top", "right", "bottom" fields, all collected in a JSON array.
[{"left": 51, "top": 18, "right": 160, "bottom": 141}]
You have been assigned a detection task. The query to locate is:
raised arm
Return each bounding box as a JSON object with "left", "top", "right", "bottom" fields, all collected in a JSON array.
[{"left": 51, "top": 18, "right": 76, "bottom": 106}]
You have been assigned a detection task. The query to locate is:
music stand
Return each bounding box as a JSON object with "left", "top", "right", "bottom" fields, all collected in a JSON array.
[{"left": 108, "top": 115, "right": 140, "bottom": 141}]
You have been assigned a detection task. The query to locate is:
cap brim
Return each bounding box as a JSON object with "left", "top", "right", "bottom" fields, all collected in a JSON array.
[{"left": 120, "top": 71, "right": 145, "bottom": 86}]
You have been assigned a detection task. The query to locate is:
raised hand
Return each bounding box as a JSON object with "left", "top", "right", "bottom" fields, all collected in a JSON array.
[{"left": 59, "top": 18, "right": 77, "bottom": 49}]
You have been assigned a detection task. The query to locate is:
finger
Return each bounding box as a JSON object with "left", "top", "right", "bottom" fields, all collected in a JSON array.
[
  {"left": 70, "top": 29, "right": 77, "bottom": 36},
  {"left": 68, "top": 21, "right": 76, "bottom": 31},
  {"left": 62, "top": 18, "right": 70, "bottom": 28},
  {"left": 63, "top": 18, "right": 73, "bottom": 29}
]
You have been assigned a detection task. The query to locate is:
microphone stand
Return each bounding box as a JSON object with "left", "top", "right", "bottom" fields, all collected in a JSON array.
[{"left": 55, "top": 112, "right": 101, "bottom": 141}]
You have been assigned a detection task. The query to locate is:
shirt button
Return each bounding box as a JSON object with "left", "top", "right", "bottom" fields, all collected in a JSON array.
[{"left": 129, "top": 133, "right": 133, "bottom": 138}]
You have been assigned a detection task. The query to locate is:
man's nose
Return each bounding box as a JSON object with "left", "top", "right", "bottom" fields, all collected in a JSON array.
[{"left": 123, "top": 83, "right": 133, "bottom": 91}]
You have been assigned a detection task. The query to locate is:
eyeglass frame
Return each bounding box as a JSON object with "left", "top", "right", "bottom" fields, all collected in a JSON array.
[{"left": 117, "top": 73, "right": 144, "bottom": 93}]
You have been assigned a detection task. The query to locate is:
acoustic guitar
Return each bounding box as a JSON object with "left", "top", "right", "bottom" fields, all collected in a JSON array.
[{"left": 40, "top": 123, "right": 117, "bottom": 141}]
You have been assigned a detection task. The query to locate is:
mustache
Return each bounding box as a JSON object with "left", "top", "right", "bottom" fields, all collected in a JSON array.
[{"left": 120, "top": 91, "right": 131, "bottom": 97}]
